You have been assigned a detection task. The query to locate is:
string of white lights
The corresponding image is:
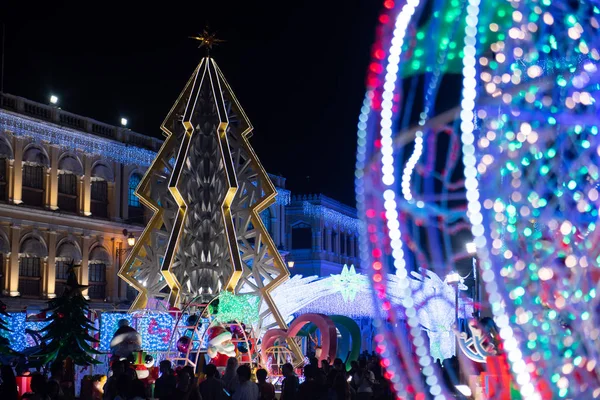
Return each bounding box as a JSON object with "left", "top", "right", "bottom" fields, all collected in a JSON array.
[
  {"left": 378, "top": 0, "right": 448, "bottom": 398},
  {"left": 459, "top": 0, "right": 539, "bottom": 398}
]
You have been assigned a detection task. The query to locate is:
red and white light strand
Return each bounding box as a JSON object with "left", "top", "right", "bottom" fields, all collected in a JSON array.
[{"left": 378, "top": 1, "right": 448, "bottom": 398}]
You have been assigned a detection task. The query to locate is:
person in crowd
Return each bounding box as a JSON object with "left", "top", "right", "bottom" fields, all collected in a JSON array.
[
  {"left": 280, "top": 363, "right": 298, "bottom": 400},
  {"left": 47, "top": 380, "right": 64, "bottom": 400},
  {"left": 48, "top": 363, "right": 65, "bottom": 398},
  {"left": 347, "top": 361, "right": 359, "bottom": 381},
  {"left": 23, "top": 373, "right": 49, "bottom": 400},
  {"left": 222, "top": 357, "right": 240, "bottom": 395},
  {"left": 128, "top": 379, "right": 147, "bottom": 400},
  {"left": 0, "top": 365, "right": 19, "bottom": 400},
  {"left": 199, "top": 364, "right": 225, "bottom": 400},
  {"left": 255, "top": 368, "right": 274, "bottom": 400},
  {"left": 104, "top": 360, "right": 126, "bottom": 400},
  {"left": 297, "top": 364, "right": 325, "bottom": 399},
  {"left": 155, "top": 360, "right": 177, "bottom": 400},
  {"left": 353, "top": 359, "right": 374, "bottom": 400},
  {"left": 172, "top": 369, "right": 192, "bottom": 399},
  {"left": 321, "top": 360, "right": 331, "bottom": 377},
  {"left": 330, "top": 374, "right": 352, "bottom": 400},
  {"left": 113, "top": 375, "right": 131, "bottom": 400},
  {"left": 332, "top": 359, "right": 345, "bottom": 373},
  {"left": 231, "top": 365, "right": 257, "bottom": 400},
  {"left": 181, "top": 366, "right": 201, "bottom": 400}
]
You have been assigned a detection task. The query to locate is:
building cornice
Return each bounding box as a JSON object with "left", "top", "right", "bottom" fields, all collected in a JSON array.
[
  {"left": 0, "top": 203, "right": 144, "bottom": 236},
  {"left": 0, "top": 108, "right": 157, "bottom": 167}
]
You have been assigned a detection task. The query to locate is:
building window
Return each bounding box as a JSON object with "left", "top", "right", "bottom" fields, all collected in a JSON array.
[
  {"left": 22, "top": 165, "right": 44, "bottom": 207},
  {"left": 19, "top": 257, "right": 41, "bottom": 297},
  {"left": 128, "top": 174, "right": 141, "bottom": 207},
  {"left": 58, "top": 173, "right": 78, "bottom": 212},
  {"left": 55, "top": 260, "right": 70, "bottom": 296},
  {"left": 292, "top": 224, "right": 312, "bottom": 250},
  {"left": 91, "top": 180, "right": 108, "bottom": 218},
  {"left": 128, "top": 174, "right": 144, "bottom": 224},
  {"left": 88, "top": 263, "right": 106, "bottom": 300}
]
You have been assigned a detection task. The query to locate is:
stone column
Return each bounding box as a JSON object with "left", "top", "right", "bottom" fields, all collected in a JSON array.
[
  {"left": 81, "top": 235, "right": 91, "bottom": 299},
  {"left": 8, "top": 225, "right": 21, "bottom": 296},
  {"left": 350, "top": 235, "right": 356, "bottom": 260},
  {"left": 112, "top": 163, "right": 122, "bottom": 221},
  {"left": 11, "top": 138, "right": 23, "bottom": 205},
  {"left": 45, "top": 231, "right": 57, "bottom": 298},
  {"left": 48, "top": 146, "right": 59, "bottom": 210},
  {"left": 2, "top": 256, "right": 9, "bottom": 296},
  {"left": 121, "top": 165, "right": 130, "bottom": 221},
  {"left": 315, "top": 228, "right": 322, "bottom": 252},
  {"left": 112, "top": 239, "right": 123, "bottom": 302},
  {"left": 325, "top": 228, "right": 332, "bottom": 253},
  {"left": 81, "top": 156, "right": 92, "bottom": 216}
]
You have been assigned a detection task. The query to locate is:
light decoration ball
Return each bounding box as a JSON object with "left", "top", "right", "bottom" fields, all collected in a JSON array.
[{"left": 356, "top": 0, "right": 600, "bottom": 398}]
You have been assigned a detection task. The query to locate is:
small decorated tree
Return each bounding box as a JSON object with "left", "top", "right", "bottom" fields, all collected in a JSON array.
[
  {"left": 34, "top": 262, "right": 101, "bottom": 366},
  {"left": 0, "top": 299, "right": 18, "bottom": 357}
]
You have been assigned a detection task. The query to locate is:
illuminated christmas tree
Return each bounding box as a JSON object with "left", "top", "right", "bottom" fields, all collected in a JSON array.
[
  {"left": 0, "top": 300, "right": 18, "bottom": 357},
  {"left": 34, "top": 262, "right": 101, "bottom": 365},
  {"left": 119, "top": 31, "right": 294, "bottom": 347}
]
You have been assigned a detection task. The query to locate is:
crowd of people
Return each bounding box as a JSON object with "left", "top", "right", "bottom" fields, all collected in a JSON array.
[{"left": 0, "top": 352, "right": 394, "bottom": 400}]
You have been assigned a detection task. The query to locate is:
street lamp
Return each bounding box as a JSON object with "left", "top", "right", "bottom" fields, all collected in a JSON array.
[
  {"left": 49, "top": 95, "right": 58, "bottom": 105},
  {"left": 127, "top": 233, "right": 136, "bottom": 247},
  {"left": 121, "top": 117, "right": 128, "bottom": 127},
  {"left": 116, "top": 230, "right": 136, "bottom": 255},
  {"left": 287, "top": 260, "right": 295, "bottom": 269}
]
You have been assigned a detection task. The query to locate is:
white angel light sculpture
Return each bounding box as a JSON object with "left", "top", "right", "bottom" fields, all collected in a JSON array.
[{"left": 264, "top": 266, "right": 471, "bottom": 362}]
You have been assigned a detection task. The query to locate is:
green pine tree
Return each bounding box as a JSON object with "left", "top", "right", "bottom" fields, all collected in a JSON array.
[
  {"left": 0, "top": 300, "right": 18, "bottom": 357},
  {"left": 34, "top": 262, "right": 101, "bottom": 366}
]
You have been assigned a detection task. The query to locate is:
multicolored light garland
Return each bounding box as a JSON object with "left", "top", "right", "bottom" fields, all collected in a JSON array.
[{"left": 358, "top": 0, "right": 600, "bottom": 398}]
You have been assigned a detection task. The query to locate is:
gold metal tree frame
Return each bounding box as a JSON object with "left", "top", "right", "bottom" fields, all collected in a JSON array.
[{"left": 118, "top": 57, "right": 297, "bottom": 363}]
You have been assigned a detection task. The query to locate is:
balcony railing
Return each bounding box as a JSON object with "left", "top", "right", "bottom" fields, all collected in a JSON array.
[{"left": 0, "top": 93, "right": 162, "bottom": 151}]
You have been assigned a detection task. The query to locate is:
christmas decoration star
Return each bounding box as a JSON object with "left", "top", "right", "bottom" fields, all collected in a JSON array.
[
  {"left": 190, "top": 28, "right": 225, "bottom": 51},
  {"left": 331, "top": 265, "right": 365, "bottom": 302}
]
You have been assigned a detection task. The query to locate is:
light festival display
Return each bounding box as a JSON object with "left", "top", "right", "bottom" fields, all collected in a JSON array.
[{"left": 356, "top": 0, "right": 600, "bottom": 398}]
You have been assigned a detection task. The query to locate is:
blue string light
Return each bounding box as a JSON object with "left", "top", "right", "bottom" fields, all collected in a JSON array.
[
  {"left": 302, "top": 202, "right": 360, "bottom": 231},
  {"left": 0, "top": 111, "right": 157, "bottom": 167}
]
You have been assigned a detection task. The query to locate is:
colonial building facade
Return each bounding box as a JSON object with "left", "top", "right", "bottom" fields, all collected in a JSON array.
[
  {"left": 0, "top": 93, "right": 360, "bottom": 309},
  {"left": 0, "top": 93, "right": 160, "bottom": 307}
]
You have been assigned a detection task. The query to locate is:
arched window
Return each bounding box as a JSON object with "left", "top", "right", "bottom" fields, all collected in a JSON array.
[
  {"left": 91, "top": 163, "right": 113, "bottom": 218},
  {"left": 128, "top": 173, "right": 141, "bottom": 207},
  {"left": 22, "top": 146, "right": 49, "bottom": 207},
  {"left": 292, "top": 223, "right": 312, "bottom": 250},
  {"left": 89, "top": 246, "right": 110, "bottom": 300},
  {"left": 55, "top": 240, "right": 82, "bottom": 295},
  {"left": 57, "top": 155, "right": 83, "bottom": 213},
  {"left": 19, "top": 235, "right": 48, "bottom": 297},
  {"left": 128, "top": 173, "right": 144, "bottom": 224}
]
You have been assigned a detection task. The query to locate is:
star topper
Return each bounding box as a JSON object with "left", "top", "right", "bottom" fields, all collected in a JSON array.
[{"left": 190, "top": 28, "right": 225, "bottom": 53}]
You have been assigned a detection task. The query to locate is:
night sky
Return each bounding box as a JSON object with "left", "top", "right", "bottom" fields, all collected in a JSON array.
[{"left": 2, "top": 1, "right": 381, "bottom": 207}]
